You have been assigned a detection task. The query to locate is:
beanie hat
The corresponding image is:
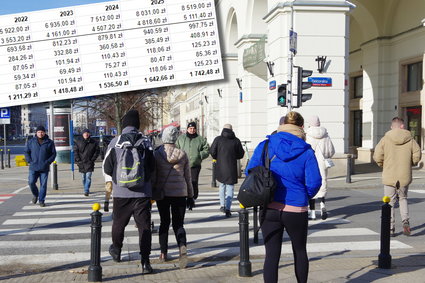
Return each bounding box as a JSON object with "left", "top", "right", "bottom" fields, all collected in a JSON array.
[
  {"left": 82, "top": 129, "right": 90, "bottom": 134},
  {"left": 223, "top": 124, "right": 232, "bottom": 130},
  {"left": 279, "top": 116, "right": 286, "bottom": 125},
  {"left": 187, "top": 121, "right": 197, "bottom": 129},
  {"left": 36, "top": 125, "right": 46, "bottom": 132},
  {"left": 308, "top": 115, "right": 320, "bottom": 127},
  {"left": 122, "top": 110, "right": 140, "bottom": 129},
  {"left": 161, "top": 126, "right": 179, "bottom": 144}
]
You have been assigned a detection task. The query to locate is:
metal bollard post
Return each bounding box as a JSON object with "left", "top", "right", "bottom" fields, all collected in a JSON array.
[
  {"left": 378, "top": 196, "right": 392, "bottom": 269},
  {"left": 253, "top": 206, "right": 259, "bottom": 244},
  {"left": 346, "top": 154, "right": 352, "bottom": 183},
  {"left": 7, "top": 149, "right": 10, "bottom": 168},
  {"left": 211, "top": 159, "right": 217, "bottom": 187},
  {"left": 88, "top": 203, "right": 103, "bottom": 282},
  {"left": 0, "top": 149, "right": 4, "bottom": 170},
  {"left": 53, "top": 161, "right": 59, "bottom": 190},
  {"left": 238, "top": 205, "right": 252, "bottom": 277}
]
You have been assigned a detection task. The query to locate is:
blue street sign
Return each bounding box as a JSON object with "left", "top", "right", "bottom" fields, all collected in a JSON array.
[
  {"left": 0, "top": 107, "right": 10, "bottom": 118},
  {"left": 308, "top": 77, "right": 332, "bottom": 87},
  {"left": 269, "top": 80, "right": 276, "bottom": 90}
]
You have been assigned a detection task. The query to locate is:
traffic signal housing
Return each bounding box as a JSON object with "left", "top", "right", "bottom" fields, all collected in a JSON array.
[
  {"left": 277, "top": 84, "right": 287, "bottom": 107},
  {"left": 296, "top": 66, "right": 313, "bottom": 107}
]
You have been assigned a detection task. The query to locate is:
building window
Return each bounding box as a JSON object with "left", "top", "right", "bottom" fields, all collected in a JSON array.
[
  {"left": 407, "top": 62, "right": 423, "bottom": 92},
  {"left": 353, "top": 76, "right": 363, "bottom": 98},
  {"left": 353, "top": 110, "right": 362, "bottom": 147}
]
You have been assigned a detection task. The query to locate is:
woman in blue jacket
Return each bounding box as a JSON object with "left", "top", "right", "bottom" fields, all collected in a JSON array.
[{"left": 246, "top": 111, "right": 322, "bottom": 283}]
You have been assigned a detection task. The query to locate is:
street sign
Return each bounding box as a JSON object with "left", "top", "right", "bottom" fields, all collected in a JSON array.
[
  {"left": 269, "top": 80, "right": 276, "bottom": 90},
  {"left": 289, "top": 30, "right": 297, "bottom": 55},
  {"left": 308, "top": 77, "right": 332, "bottom": 87},
  {"left": 96, "top": 120, "right": 107, "bottom": 127},
  {"left": 0, "top": 107, "right": 10, "bottom": 124}
]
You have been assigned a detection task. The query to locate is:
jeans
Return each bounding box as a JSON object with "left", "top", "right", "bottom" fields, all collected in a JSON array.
[
  {"left": 81, "top": 172, "right": 93, "bottom": 193},
  {"left": 219, "top": 183, "right": 234, "bottom": 210},
  {"left": 28, "top": 170, "right": 49, "bottom": 203}
]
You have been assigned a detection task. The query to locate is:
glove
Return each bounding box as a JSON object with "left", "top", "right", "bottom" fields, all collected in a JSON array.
[{"left": 186, "top": 198, "right": 195, "bottom": 210}]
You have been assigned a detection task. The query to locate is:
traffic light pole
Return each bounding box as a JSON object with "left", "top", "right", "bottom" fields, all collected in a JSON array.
[{"left": 287, "top": 3, "right": 295, "bottom": 111}]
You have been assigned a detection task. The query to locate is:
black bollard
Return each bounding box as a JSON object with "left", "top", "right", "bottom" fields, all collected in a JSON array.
[
  {"left": 378, "top": 196, "right": 392, "bottom": 269},
  {"left": 88, "top": 204, "right": 103, "bottom": 282},
  {"left": 238, "top": 207, "right": 252, "bottom": 277},
  {"left": 346, "top": 154, "right": 352, "bottom": 183},
  {"left": 7, "top": 149, "right": 10, "bottom": 168},
  {"left": 253, "top": 206, "right": 259, "bottom": 244},
  {"left": 53, "top": 161, "right": 59, "bottom": 190},
  {"left": 1, "top": 149, "right": 4, "bottom": 170},
  {"left": 211, "top": 159, "right": 217, "bottom": 187}
]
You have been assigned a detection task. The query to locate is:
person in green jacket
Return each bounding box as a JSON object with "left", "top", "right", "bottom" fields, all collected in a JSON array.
[{"left": 176, "top": 122, "right": 209, "bottom": 201}]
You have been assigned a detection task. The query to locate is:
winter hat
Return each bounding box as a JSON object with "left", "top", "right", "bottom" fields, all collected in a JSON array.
[
  {"left": 187, "top": 121, "right": 197, "bottom": 129},
  {"left": 122, "top": 110, "right": 140, "bottom": 129},
  {"left": 36, "top": 126, "right": 46, "bottom": 132},
  {"left": 279, "top": 116, "right": 286, "bottom": 125},
  {"left": 82, "top": 129, "right": 90, "bottom": 134},
  {"left": 223, "top": 124, "right": 232, "bottom": 130},
  {"left": 309, "top": 115, "right": 320, "bottom": 127},
  {"left": 161, "top": 126, "right": 179, "bottom": 144}
]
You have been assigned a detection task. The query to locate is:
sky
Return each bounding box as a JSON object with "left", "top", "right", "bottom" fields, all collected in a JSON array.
[{"left": 0, "top": 0, "right": 116, "bottom": 16}]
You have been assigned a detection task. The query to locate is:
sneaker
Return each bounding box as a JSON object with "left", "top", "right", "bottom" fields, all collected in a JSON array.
[
  {"left": 321, "top": 207, "right": 328, "bottom": 220},
  {"left": 159, "top": 253, "right": 167, "bottom": 263},
  {"left": 39, "top": 202, "right": 45, "bottom": 207},
  {"left": 179, "top": 245, "right": 188, "bottom": 269},
  {"left": 109, "top": 244, "right": 121, "bottom": 262},
  {"left": 141, "top": 259, "right": 153, "bottom": 274},
  {"left": 32, "top": 196, "right": 38, "bottom": 204},
  {"left": 84, "top": 192, "right": 89, "bottom": 197},
  {"left": 220, "top": 206, "right": 225, "bottom": 213},
  {"left": 403, "top": 223, "right": 411, "bottom": 236},
  {"left": 390, "top": 228, "right": 395, "bottom": 237},
  {"left": 225, "top": 210, "right": 231, "bottom": 218}
]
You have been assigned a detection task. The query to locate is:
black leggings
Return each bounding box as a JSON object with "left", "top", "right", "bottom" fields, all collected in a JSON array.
[{"left": 261, "top": 209, "right": 309, "bottom": 283}]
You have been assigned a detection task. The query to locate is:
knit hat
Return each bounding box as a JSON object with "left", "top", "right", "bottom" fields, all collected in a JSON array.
[
  {"left": 279, "top": 116, "right": 286, "bottom": 125},
  {"left": 161, "top": 126, "right": 179, "bottom": 144},
  {"left": 122, "top": 110, "right": 140, "bottom": 129},
  {"left": 223, "top": 124, "right": 232, "bottom": 130},
  {"left": 187, "top": 121, "right": 197, "bottom": 129},
  {"left": 308, "top": 115, "right": 320, "bottom": 127},
  {"left": 82, "top": 129, "right": 90, "bottom": 134},
  {"left": 35, "top": 125, "right": 46, "bottom": 132}
]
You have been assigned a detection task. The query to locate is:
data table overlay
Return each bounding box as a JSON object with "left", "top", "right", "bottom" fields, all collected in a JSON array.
[{"left": 0, "top": 0, "right": 224, "bottom": 107}]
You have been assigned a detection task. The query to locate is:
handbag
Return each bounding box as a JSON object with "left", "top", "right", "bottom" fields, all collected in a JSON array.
[
  {"left": 237, "top": 140, "right": 276, "bottom": 208},
  {"left": 316, "top": 142, "right": 334, "bottom": 168}
]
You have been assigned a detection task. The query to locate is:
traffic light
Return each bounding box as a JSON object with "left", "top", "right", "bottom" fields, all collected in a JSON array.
[
  {"left": 296, "top": 66, "right": 313, "bottom": 107},
  {"left": 277, "top": 84, "right": 287, "bottom": 107}
]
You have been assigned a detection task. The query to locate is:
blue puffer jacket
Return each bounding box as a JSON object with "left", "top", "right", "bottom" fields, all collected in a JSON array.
[
  {"left": 246, "top": 132, "right": 322, "bottom": 207},
  {"left": 24, "top": 135, "right": 57, "bottom": 172}
]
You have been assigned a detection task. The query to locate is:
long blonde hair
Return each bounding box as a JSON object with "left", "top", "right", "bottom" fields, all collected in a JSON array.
[{"left": 284, "top": 111, "right": 304, "bottom": 127}]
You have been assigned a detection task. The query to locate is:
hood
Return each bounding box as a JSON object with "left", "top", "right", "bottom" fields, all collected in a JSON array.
[
  {"left": 268, "top": 131, "right": 311, "bottom": 162},
  {"left": 121, "top": 126, "right": 141, "bottom": 145},
  {"left": 385, "top": 129, "right": 413, "bottom": 145},
  {"left": 161, "top": 144, "right": 185, "bottom": 164},
  {"left": 277, "top": 124, "right": 306, "bottom": 140},
  {"left": 221, "top": 128, "right": 235, "bottom": 139},
  {"left": 306, "top": 126, "right": 328, "bottom": 139}
]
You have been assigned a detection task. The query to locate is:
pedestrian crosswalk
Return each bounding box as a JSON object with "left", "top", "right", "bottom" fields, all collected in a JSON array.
[
  {"left": 0, "top": 191, "right": 412, "bottom": 267},
  {"left": 0, "top": 194, "right": 15, "bottom": 205}
]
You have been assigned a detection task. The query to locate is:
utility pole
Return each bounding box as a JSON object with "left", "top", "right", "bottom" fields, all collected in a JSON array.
[{"left": 287, "top": 2, "right": 295, "bottom": 111}]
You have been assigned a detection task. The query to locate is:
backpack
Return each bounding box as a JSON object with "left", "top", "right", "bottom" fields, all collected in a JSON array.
[{"left": 115, "top": 134, "right": 150, "bottom": 191}]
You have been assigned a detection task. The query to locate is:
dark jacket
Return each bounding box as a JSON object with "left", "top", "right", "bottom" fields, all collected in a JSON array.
[
  {"left": 210, "top": 128, "right": 245, "bottom": 185},
  {"left": 74, "top": 136, "right": 100, "bottom": 173},
  {"left": 24, "top": 135, "right": 56, "bottom": 172},
  {"left": 103, "top": 126, "right": 155, "bottom": 198}
]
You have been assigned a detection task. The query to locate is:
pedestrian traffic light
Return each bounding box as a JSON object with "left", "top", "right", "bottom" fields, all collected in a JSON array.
[
  {"left": 277, "top": 84, "right": 287, "bottom": 107},
  {"left": 296, "top": 66, "right": 313, "bottom": 107}
]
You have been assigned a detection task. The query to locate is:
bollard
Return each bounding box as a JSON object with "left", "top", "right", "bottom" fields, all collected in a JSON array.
[
  {"left": 7, "top": 149, "right": 10, "bottom": 168},
  {"left": 52, "top": 161, "right": 59, "bottom": 190},
  {"left": 346, "top": 154, "right": 352, "bottom": 183},
  {"left": 253, "top": 206, "right": 259, "bottom": 244},
  {"left": 0, "top": 149, "right": 3, "bottom": 170},
  {"left": 88, "top": 203, "right": 103, "bottom": 282},
  {"left": 378, "top": 196, "right": 392, "bottom": 269},
  {"left": 211, "top": 159, "right": 217, "bottom": 187},
  {"left": 238, "top": 204, "right": 252, "bottom": 277}
]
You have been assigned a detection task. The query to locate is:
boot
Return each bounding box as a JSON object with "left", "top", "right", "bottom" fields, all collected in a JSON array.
[
  {"left": 320, "top": 201, "right": 328, "bottom": 220},
  {"left": 179, "top": 245, "right": 188, "bottom": 269},
  {"left": 159, "top": 253, "right": 167, "bottom": 262},
  {"left": 141, "top": 259, "right": 153, "bottom": 274}
]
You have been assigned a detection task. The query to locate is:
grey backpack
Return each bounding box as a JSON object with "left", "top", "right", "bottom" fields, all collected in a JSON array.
[{"left": 115, "top": 135, "right": 149, "bottom": 191}]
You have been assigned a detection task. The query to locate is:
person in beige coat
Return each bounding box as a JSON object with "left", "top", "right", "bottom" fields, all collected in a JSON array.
[
  {"left": 373, "top": 117, "right": 421, "bottom": 236},
  {"left": 153, "top": 125, "right": 194, "bottom": 269},
  {"left": 306, "top": 115, "right": 335, "bottom": 220}
]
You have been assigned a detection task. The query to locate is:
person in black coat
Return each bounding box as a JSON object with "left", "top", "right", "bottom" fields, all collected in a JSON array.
[
  {"left": 210, "top": 124, "right": 244, "bottom": 217},
  {"left": 74, "top": 129, "right": 100, "bottom": 196}
]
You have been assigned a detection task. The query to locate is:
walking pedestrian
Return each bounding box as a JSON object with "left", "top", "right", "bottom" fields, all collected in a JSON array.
[
  {"left": 246, "top": 111, "right": 322, "bottom": 283},
  {"left": 153, "top": 125, "right": 194, "bottom": 268},
  {"left": 373, "top": 117, "right": 421, "bottom": 236},
  {"left": 24, "top": 126, "right": 56, "bottom": 207},
  {"left": 176, "top": 121, "right": 209, "bottom": 202},
  {"left": 306, "top": 115, "right": 335, "bottom": 220},
  {"left": 210, "top": 124, "right": 244, "bottom": 217},
  {"left": 103, "top": 110, "right": 155, "bottom": 274},
  {"left": 74, "top": 129, "right": 100, "bottom": 196}
]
